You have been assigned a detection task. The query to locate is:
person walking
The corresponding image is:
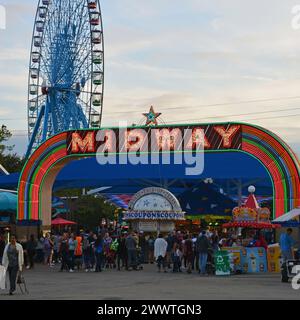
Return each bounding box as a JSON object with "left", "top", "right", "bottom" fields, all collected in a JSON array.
[
  {"left": 196, "top": 230, "right": 210, "bottom": 275},
  {"left": 103, "top": 232, "right": 112, "bottom": 269},
  {"left": 147, "top": 235, "right": 155, "bottom": 264},
  {"left": 211, "top": 230, "right": 219, "bottom": 251},
  {"left": 125, "top": 232, "right": 137, "bottom": 270},
  {"left": 0, "top": 234, "right": 5, "bottom": 264},
  {"left": 143, "top": 233, "right": 149, "bottom": 264},
  {"left": 43, "top": 233, "right": 53, "bottom": 265},
  {"left": 192, "top": 234, "right": 198, "bottom": 271},
  {"left": 83, "top": 234, "right": 91, "bottom": 272},
  {"left": 183, "top": 234, "right": 194, "bottom": 274},
  {"left": 166, "top": 232, "right": 175, "bottom": 269},
  {"left": 279, "top": 228, "right": 296, "bottom": 262},
  {"left": 26, "top": 234, "right": 37, "bottom": 269},
  {"left": 2, "top": 235, "right": 24, "bottom": 295},
  {"left": 88, "top": 232, "right": 96, "bottom": 271},
  {"left": 139, "top": 231, "right": 147, "bottom": 264},
  {"left": 59, "top": 233, "right": 70, "bottom": 272},
  {"left": 36, "top": 233, "right": 44, "bottom": 263},
  {"left": 138, "top": 231, "right": 146, "bottom": 264},
  {"left": 117, "top": 233, "right": 127, "bottom": 271},
  {"left": 154, "top": 234, "right": 168, "bottom": 273},
  {"left": 52, "top": 233, "right": 61, "bottom": 264},
  {"left": 68, "top": 233, "right": 77, "bottom": 272},
  {"left": 172, "top": 242, "right": 182, "bottom": 272},
  {"left": 94, "top": 235, "right": 104, "bottom": 272},
  {"left": 74, "top": 233, "right": 83, "bottom": 270}
]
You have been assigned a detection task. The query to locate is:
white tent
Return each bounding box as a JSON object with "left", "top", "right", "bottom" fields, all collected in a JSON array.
[{"left": 272, "top": 207, "right": 300, "bottom": 223}]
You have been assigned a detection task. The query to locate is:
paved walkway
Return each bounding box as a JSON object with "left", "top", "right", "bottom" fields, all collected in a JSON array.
[{"left": 0, "top": 264, "right": 299, "bottom": 300}]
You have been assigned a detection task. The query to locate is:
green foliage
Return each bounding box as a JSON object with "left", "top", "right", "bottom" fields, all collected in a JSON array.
[
  {"left": 0, "top": 125, "right": 25, "bottom": 173},
  {"left": 54, "top": 189, "right": 82, "bottom": 197},
  {"left": 0, "top": 153, "right": 26, "bottom": 173},
  {"left": 71, "top": 195, "right": 116, "bottom": 230},
  {"left": 0, "top": 125, "right": 12, "bottom": 154}
]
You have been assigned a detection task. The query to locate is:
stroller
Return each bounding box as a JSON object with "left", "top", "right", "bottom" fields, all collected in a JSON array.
[{"left": 17, "top": 272, "right": 29, "bottom": 294}]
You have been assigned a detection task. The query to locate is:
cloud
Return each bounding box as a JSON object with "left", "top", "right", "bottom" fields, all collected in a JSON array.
[
  {"left": 0, "top": 48, "right": 28, "bottom": 62},
  {"left": 0, "top": 0, "right": 299, "bottom": 157}
]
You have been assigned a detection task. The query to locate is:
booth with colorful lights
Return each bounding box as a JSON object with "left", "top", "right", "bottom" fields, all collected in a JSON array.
[
  {"left": 123, "top": 187, "right": 185, "bottom": 233},
  {"left": 221, "top": 186, "right": 281, "bottom": 274}
]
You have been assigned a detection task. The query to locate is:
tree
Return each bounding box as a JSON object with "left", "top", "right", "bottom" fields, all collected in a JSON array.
[
  {"left": 0, "top": 153, "right": 26, "bottom": 173},
  {"left": 0, "top": 125, "right": 12, "bottom": 154},
  {"left": 0, "top": 125, "right": 25, "bottom": 173},
  {"left": 71, "top": 195, "right": 116, "bottom": 230}
]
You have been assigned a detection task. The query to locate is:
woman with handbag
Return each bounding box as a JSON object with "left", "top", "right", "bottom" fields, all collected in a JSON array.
[{"left": 2, "top": 235, "right": 24, "bottom": 295}]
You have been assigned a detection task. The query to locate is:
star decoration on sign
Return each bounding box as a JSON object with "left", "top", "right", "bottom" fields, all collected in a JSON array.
[
  {"left": 143, "top": 106, "right": 161, "bottom": 126},
  {"left": 143, "top": 200, "right": 150, "bottom": 207}
]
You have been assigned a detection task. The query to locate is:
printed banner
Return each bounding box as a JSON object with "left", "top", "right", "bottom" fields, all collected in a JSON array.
[
  {"left": 223, "top": 247, "right": 243, "bottom": 272},
  {"left": 240, "top": 247, "right": 267, "bottom": 273},
  {"left": 124, "top": 211, "right": 185, "bottom": 220},
  {"left": 267, "top": 245, "right": 282, "bottom": 273}
]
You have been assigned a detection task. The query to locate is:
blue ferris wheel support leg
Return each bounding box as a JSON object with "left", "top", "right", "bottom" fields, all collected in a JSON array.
[
  {"left": 42, "top": 97, "right": 50, "bottom": 142},
  {"left": 25, "top": 104, "right": 45, "bottom": 159}
]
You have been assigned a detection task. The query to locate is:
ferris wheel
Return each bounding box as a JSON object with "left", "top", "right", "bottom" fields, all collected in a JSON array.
[{"left": 26, "top": 0, "right": 104, "bottom": 157}]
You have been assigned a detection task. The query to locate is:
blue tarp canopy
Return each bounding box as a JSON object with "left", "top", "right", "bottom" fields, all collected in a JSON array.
[
  {"left": 0, "top": 152, "right": 272, "bottom": 196},
  {"left": 0, "top": 192, "right": 17, "bottom": 212},
  {"left": 178, "top": 182, "right": 236, "bottom": 217}
]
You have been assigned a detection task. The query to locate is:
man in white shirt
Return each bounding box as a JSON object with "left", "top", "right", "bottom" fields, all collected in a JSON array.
[{"left": 154, "top": 234, "right": 168, "bottom": 273}]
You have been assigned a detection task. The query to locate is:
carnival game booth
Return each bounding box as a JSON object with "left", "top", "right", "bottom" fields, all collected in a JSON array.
[
  {"left": 222, "top": 186, "right": 280, "bottom": 274},
  {"left": 123, "top": 187, "right": 185, "bottom": 233}
]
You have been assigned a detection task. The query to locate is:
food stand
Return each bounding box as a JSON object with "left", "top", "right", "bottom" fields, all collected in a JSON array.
[
  {"left": 221, "top": 186, "right": 280, "bottom": 274},
  {"left": 124, "top": 187, "right": 185, "bottom": 233}
]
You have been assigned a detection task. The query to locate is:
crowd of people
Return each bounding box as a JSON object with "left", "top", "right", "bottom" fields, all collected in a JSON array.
[
  {"left": 0, "top": 226, "right": 297, "bottom": 295},
  {"left": 0, "top": 228, "right": 276, "bottom": 275},
  {"left": 1, "top": 228, "right": 224, "bottom": 276},
  {"left": 1, "top": 228, "right": 267, "bottom": 275}
]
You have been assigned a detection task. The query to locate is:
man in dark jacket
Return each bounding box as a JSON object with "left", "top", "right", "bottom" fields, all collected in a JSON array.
[
  {"left": 166, "top": 231, "right": 177, "bottom": 268},
  {"left": 125, "top": 232, "right": 137, "bottom": 270},
  {"left": 26, "top": 234, "right": 37, "bottom": 269},
  {"left": 117, "top": 233, "right": 128, "bottom": 270},
  {"left": 196, "top": 231, "right": 210, "bottom": 275},
  {"left": 139, "top": 232, "right": 148, "bottom": 264},
  {"left": 59, "top": 233, "right": 70, "bottom": 272}
]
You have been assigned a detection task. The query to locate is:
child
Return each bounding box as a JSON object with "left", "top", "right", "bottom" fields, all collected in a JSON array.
[{"left": 172, "top": 243, "right": 182, "bottom": 272}]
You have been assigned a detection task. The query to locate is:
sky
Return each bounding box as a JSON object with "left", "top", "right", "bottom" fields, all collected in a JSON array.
[{"left": 0, "top": 0, "right": 300, "bottom": 157}]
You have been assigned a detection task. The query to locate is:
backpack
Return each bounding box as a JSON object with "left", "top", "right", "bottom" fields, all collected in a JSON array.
[
  {"left": 95, "top": 242, "right": 103, "bottom": 254},
  {"left": 196, "top": 235, "right": 209, "bottom": 253},
  {"left": 75, "top": 237, "right": 82, "bottom": 256},
  {"left": 110, "top": 239, "right": 119, "bottom": 252}
]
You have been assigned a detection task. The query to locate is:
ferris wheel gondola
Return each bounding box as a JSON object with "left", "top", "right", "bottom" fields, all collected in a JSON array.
[{"left": 26, "top": 0, "right": 104, "bottom": 157}]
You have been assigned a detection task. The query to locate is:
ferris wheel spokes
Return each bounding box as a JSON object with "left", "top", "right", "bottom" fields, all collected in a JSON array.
[{"left": 27, "top": 0, "right": 104, "bottom": 157}]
